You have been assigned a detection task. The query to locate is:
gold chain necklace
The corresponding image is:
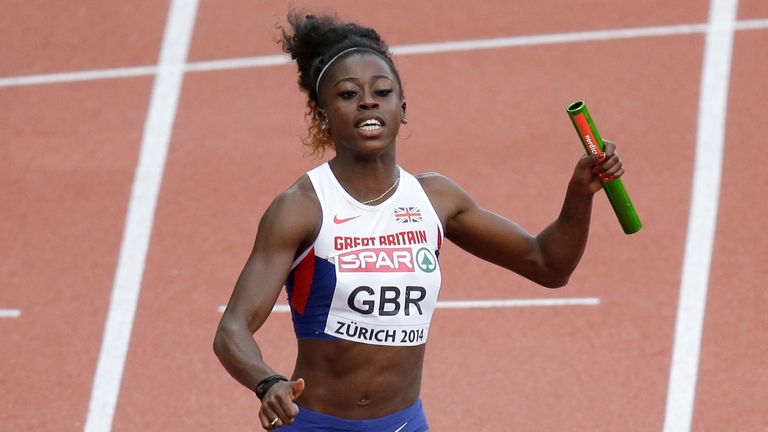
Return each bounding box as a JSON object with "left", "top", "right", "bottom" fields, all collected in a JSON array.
[{"left": 361, "top": 176, "right": 400, "bottom": 205}]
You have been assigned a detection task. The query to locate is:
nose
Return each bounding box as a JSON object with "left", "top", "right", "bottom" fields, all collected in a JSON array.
[{"left": 358, "top": 90, "right": 379, "bottom": 110}]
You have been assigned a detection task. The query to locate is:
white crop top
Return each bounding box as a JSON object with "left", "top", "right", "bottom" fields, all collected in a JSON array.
[{"left": 284, "top": 163, "right": 443, "bottom": 346}]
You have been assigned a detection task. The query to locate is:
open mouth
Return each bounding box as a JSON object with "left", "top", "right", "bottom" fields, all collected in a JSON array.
[{"left": 357, "top": 119, "right": 383, "bottom": 131}]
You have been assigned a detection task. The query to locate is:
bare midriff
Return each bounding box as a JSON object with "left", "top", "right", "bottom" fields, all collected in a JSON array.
[{"left": 292, "top": 338, "right": 425, "bottom": 419}]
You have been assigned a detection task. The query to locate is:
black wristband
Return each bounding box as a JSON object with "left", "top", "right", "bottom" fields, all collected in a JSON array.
[{"left": 254, "top": 374, "right": 288, "bottom": 400}]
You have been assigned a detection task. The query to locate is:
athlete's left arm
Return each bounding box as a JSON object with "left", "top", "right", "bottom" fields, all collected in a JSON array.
[{"left": 420, "top": 141, "right": 623, "bottom": 288}]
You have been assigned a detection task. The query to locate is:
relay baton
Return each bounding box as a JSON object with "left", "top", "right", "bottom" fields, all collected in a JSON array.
[{"left": 566, "top": 100, "right": 642, "bottom": 234}]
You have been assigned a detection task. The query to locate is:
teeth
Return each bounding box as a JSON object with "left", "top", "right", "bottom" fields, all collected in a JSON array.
[{"left": 358, "top": 119, "right": 382, "bottom": 131}]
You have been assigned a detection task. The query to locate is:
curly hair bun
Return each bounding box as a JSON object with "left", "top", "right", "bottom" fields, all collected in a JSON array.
[{"left": 278, "top": 11, "right": 397, "bottom": 102}]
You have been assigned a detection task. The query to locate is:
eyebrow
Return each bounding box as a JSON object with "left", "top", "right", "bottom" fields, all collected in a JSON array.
[{"left": 334, "top": 75, "right": 394, "bottom": 87}]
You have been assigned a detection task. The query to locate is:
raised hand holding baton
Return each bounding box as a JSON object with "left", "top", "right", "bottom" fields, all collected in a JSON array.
[{"left": 566, "top": 100, "right": 642, "bottom": 234}]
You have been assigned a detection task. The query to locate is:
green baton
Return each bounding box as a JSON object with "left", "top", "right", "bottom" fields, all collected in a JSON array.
[{"left": 566, "top": 100, "right": 642, "bottom": 234}]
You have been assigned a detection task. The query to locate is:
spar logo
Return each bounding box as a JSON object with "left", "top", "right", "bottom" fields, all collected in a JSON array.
[
  {"left": 338, "top": 247, "right": 414, "bottom": 273},
  {"left": 415, "top": 247, "right": 437, "bottom": 273}
]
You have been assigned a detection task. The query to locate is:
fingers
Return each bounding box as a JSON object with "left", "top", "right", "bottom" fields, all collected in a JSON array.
[
  {"left": 258, "top": 379, "right": 304, "bottom": 430},
  {"left": 590, "top": 140, "right": 624, "bottom": 183},
  {"left": 259, "top": 411, "right": 283, "bottom": 430},
  {"left": 570, "top": 139, "right": 626, "bottom": 195},
  {"left": 259, "top": 399, "right": 291, "bottom": 430},
  {"left": 291, "top": 378, "right": 305, "bottom": 400}
]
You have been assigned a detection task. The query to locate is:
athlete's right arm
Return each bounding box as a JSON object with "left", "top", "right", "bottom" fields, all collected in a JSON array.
[{"left": 213, "top": 177, "right": 320, "bottom": 429}]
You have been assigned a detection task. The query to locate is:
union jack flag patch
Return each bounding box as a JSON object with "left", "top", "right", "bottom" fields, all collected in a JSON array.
[{"left": 394, "top": 206, "right": 422, "bottom": 223}]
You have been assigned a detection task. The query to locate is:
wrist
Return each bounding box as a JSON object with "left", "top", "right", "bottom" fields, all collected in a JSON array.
[
  {"left": 567, "top": 180, "right": 597, "bottom": 200},
  {"left": 254, "top": 374, "right": 288, "bottom": 400}
]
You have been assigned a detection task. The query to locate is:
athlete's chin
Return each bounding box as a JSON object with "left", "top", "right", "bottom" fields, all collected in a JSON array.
[
  {"left": 361, "top": 140, "right": 394, "bottom": 153},
  {"left": 339, "top": 138, "right": 396, "bottom": 156}
]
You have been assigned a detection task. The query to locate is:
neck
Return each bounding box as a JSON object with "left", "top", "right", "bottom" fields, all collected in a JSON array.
[{"left": 328, "top": 154, "right": 400, "bottom": 204}]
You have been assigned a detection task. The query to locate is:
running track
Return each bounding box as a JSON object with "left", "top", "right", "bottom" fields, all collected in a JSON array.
[{"left": 2, "top": 0, "right": 767, "bottom": 430}]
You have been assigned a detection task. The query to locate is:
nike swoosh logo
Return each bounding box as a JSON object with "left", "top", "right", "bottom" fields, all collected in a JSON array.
[
  {"left": 333, "top": 215, "right": 360, "bottom": 224},
  {"left": 394, "top": 423, "right": 408, "bottom": 432}
]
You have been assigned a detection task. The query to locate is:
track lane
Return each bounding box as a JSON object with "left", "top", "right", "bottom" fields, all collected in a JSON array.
[
  {"left": 692, "top": 27, "right": 768, "bottom": 431},
  {"left": 0, "top": 78, "right": 152, "bottom": 431},
  {"left": 739, "top": 0, "right": 768, "bottom": 19},
  {"left": 110, "top": 66, "right": 312, "bottom": 431},
  {"left": 187, "top": 0, "right": 708, "bottom": 61},
  {"left": 0, "top": 0, "right": 169, "bottom": 77}
]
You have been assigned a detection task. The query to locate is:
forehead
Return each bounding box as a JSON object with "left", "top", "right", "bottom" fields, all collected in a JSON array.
[{"left": 325, "top": 53, "right": 397, "bottom": 84}]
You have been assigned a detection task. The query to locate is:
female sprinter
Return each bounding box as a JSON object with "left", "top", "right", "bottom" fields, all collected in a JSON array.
[{"left": 213, "top": 11, "right": 625, "bottom": 431}]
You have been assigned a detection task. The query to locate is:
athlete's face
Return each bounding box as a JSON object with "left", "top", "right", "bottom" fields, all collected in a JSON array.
[{"left": 318, "top": 54, "right": 405, "bottom": 156}]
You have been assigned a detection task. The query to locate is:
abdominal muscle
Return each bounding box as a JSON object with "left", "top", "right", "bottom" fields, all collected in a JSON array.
[{"left": 292, "top": 338, "right": 426, "bottom": 419}]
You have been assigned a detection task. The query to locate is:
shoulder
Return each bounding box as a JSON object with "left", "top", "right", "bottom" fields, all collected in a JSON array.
[
  {"left": 285, "top": 174, "right": 320, "bottom": 206},
  {"left": 270, "top": 174, "right": 320, "bottom": 215},
  {"left": 415, "top": 171, "right": 452, "bottom": 190},
  {"left": 416, "top": 172, "right": 472, "bottom": 203},
  {"left": 415, "top": 172, "right": 476, "bottom": 224},
  {"left": 258, "top": 174, "right": 322, "bottom": 245}
]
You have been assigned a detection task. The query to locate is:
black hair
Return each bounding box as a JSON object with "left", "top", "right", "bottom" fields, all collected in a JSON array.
[{"left": 278, "top": 11, "right": 404, "bottom": 155}]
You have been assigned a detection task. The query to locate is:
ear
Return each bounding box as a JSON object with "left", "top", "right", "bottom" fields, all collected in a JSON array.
[
  {"left": 317, "top": 109, "right": 329, "bottom": 130},
  {"left": 400, "top": 101, "right": 408, "bottom": 124}
]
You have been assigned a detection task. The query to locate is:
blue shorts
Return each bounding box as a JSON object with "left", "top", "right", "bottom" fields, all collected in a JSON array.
[{"left": 280, "top": 399, "right": 429, "bottom": 431}]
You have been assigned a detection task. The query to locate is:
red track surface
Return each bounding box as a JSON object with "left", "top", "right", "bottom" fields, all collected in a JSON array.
[{"left": 1, "top": 1, "right": 766, "bottom": 431}]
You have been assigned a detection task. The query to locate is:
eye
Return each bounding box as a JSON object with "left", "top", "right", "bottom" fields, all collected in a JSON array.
[
  {"left": 375, "top": 89, "right": 393, "bottom": 97},
  {"left": 339, "top": 91, "right": 357, "bottom": 100}
]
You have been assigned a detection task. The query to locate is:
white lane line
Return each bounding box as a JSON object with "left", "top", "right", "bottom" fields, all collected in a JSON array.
[
  {"left": 395, "top": 18, "right": 765, "bottom": 56},
  {"left": 0, "top": 65, "right": 158, "bottom": 87},
  {"left": 396, "top": 18, "right": 764, "bottom": 56},
  {"left": 663, "top": 0, "right": 737, "bottom": 431},
  {"left": 2, "top": 20, "right": 767, "bottom": 88},
  {"left": 735, "top": 18, "right": 768, "bottom": 31},
  {"left": 434, "top": 297, "right": 600, "bottom": 308},
  {"left": 393, "top": 23, "right": 707, "bottom": 55},
  {"left": 217, "top": 297, "right": 600, "bottom": 314},
  {"left": 183, "top": 54, "right": 291, "bottom": 72},
  {"left": 83, "top": 1, "right": 199, "bottom": 432},
  {"left": 0, "top": 309, "right": 22, "bottom": 318}
]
